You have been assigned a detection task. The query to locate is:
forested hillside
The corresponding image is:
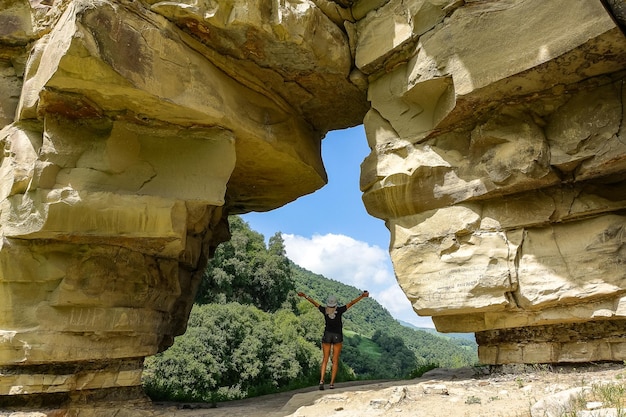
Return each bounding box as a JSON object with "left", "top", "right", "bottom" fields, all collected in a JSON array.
[
  {"left": 143, "top": 216, "right": 477, "bottom": 403},
  {"left": 291, "top": 264, "right": 477, "bottom": 369}
]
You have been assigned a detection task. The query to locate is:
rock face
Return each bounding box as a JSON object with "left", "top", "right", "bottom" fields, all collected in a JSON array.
[
  {"left": 357, "top": 0, "right": 626, "bottom": 365},
  {"left": 0, "top": 0, "right": 624, "bottom": 413},
  {"left": 0, "top": 0, "right": 366, "bottom": 412}
]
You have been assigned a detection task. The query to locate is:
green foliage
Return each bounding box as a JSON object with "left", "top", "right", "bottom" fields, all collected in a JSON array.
[
  {"left": 340, "top": 330, "right": 418, "bottom": 379},
  {"left": 196, "top": 216, "right": 294, "bottom": 312},
  {"left": 409, "top": 363, "right": 439, "bottom": 379},
  {"left": 371, "top": 330, "right": 418, "bottom": 379},
  {"left": 344, "top": 331, "right": 382, "bottom": 359},
  {"left": 341, "top": 332, "right": 380, "bottom": 378},
  {"left": 143, "top": 303, "right": 320, "bottom": 402},
  {"left": 465, "top": 395, "right": 482, "bottom": 404},
  {"left": 142, "top": 325, "right": 224, "bottom": 402}
]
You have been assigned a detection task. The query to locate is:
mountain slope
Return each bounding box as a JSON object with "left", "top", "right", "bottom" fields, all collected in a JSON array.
[{"left": 290, "top": 262, "right": 478, "bottom": 368}]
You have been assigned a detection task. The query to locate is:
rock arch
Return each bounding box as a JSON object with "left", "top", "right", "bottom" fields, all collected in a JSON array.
[{"left": 0, "top": 0, "right": 624, "bottom": 412}]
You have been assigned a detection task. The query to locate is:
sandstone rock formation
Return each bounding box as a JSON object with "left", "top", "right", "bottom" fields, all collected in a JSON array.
[
  {"left": 0, "top": 0, "right": 366, "bottom": 412},
  {"left": 0, "top": 0, "right": 625, "bottom": 413},
  {"left": 357, "top": 0, "right": 626, "bottom": 365}
]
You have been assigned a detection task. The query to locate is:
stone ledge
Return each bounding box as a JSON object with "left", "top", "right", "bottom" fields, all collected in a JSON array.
[{"left": 477, "top": 320, "right": 626, "bottom": 364}]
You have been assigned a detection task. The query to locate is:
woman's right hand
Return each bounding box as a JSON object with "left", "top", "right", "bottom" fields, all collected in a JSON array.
[{"left": 297, "top": 292, "right": 306, "bottom": 297}]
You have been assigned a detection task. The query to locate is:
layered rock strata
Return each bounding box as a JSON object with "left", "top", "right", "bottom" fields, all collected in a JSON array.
[
  {"left": 356, "top": 0, "right": 626, "bottom": 364},
  {"left": 1, "top": 0, "right": 626, "bottom": 413},
  {"left": 0, "top": 0, "right": 366, "bottom": 412}
]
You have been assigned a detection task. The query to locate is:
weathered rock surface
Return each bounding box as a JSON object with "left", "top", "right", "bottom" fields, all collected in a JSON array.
[
  {"left": 1, "top": 0, "right": 625, "bottom": 413},
  {"left": 0, "top": 0, "right": 366, "bottom": 412},
  {"left": 358, "top": 0, "right": 626, "bottom": 364}
]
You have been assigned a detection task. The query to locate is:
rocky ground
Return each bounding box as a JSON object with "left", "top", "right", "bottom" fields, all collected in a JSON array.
[{"left": 152, "top": 362, "right": 625, "bottom": 417}]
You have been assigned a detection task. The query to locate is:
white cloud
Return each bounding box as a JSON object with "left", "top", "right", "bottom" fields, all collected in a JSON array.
[
  {"left": 283, "top": 233, "right": 436, "bottom": 329},
  {"left": 283, "top": 233, "right": 394, "bottom": 289},
  {"left": 376, "top": 285, "right": 412, "bottom": 317}
]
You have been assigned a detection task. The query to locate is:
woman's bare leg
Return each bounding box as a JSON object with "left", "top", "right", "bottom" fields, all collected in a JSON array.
[
  {"left": 320, "top": 343, "right": 331, "bottom": 383},
  {"left": 330, "top": 342, "right": 343, "bottom": 386}
]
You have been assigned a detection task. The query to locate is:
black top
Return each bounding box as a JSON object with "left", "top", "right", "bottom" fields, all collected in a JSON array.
[{"left": 318, "top": 305, "right": 348, "bottom": 334}]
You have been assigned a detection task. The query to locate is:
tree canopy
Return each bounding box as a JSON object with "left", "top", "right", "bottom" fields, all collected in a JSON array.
[{"left": 196, "top": 216, "right": 293, "bottom": 312}]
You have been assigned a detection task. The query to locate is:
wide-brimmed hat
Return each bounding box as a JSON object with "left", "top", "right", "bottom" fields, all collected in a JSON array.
[{"left": 326, "top": 296, "right": 338, "bottom": 307}]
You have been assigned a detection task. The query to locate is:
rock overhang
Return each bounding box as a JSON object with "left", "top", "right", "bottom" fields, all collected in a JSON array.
[{"left": 1, "top": 0, "right": 626, "bottom": 412}]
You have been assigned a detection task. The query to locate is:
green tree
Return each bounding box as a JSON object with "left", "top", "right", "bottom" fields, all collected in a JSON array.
[
  {"left": 196, "top": 216, "right": 294, "bottom": 312},
  {"left": 371, "top": 330, "right": 418, "bottom": 378},
  {"left": 144, "top": 303, "right": 321, "bottom": 402},
  {"left": 142, "top": 326, "right": 224, "bottom": 401}
]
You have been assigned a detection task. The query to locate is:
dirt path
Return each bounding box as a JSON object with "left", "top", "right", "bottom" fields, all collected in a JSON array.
[
  {"left": 151, "top": 363, "right": 626, "bottom": 417},
  {"left": 153, "top": 380, "right": 393, "bottom": 417}
]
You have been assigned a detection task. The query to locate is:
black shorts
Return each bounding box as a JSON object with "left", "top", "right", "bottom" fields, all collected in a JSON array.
[{"left": 322, "top": 331, "right": 343, "bottom": 344}]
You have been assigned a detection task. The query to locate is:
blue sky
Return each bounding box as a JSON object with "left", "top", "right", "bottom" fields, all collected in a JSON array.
[{"left": 243, "top": 126, "right": 436, "bottom": 328}]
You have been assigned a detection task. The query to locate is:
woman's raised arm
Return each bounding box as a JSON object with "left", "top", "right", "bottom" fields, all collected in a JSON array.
[
  {"left": 346, "top": 290, "right": 369, "bottom": 309},
  {"left": 298, "top": 292, "right": 320, "bottom": 308}
]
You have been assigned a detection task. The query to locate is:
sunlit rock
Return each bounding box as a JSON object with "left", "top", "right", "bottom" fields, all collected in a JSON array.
[
  {"left": 0, "top": 0, "right": 367, "bottom": 411},
  {"left": 359, "top": 0, "right": 626, "bottom": 365},
  {"left": 1, "top": 0, "right": 626, "bottom": 412}
]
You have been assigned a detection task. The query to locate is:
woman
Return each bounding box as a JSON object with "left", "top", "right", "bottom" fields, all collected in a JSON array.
[{"left": 298, "top": 290, "right": 369, "bottom": 390}]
